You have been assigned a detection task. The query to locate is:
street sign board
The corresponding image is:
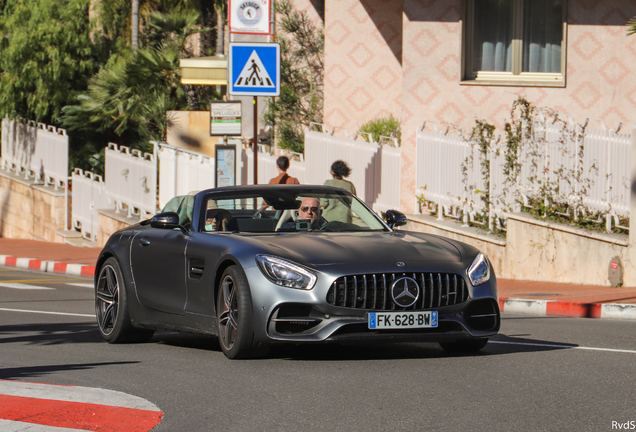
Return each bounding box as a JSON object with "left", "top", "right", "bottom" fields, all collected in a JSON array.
[
  {"left": 210, "top": 101, "right": 242, "bottom": 136},
  {"left": 229, "top": 43, "right": 280, "bottom": 96},
  {"left": 229, "top": 0, "right": 271, "bottom": 35}
]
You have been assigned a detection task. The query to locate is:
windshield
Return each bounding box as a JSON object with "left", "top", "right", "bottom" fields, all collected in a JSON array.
[{"left": 196, "top": 188, "right": 388, "bottom": 233}]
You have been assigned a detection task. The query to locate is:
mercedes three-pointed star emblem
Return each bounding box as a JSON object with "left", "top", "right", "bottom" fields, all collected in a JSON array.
[{"left": 391, "top": 277, "right": 420, "bottom": 308}]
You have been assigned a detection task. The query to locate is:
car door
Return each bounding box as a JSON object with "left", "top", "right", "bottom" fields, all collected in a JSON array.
[
  {"left": 183, "top": 232, "right": 231, "bottom": 316},
  {"left": 130, "top": 228, "right": 188, "bottom": 315}
]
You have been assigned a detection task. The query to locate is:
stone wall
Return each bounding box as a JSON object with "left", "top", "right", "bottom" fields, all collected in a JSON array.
[
  {"left": 406, "top": 212, "right": 632, "bottom": 287},
  {"left": 0, "top": 171, "right": 68, "bottom": 243},
  {"left": 97, "top": 209, "right": 141, "bottom": 248}
]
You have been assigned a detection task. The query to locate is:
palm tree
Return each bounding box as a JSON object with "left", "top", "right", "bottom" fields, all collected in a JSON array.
[
  {"left": 628, "top": 17, "right": 636, "bottom": 35},
  {"left": 214, "top": 0, "right": 226, "bottom": 55},
  {"left": 132, "top": 0, "right": 140, "bottom": 50}
]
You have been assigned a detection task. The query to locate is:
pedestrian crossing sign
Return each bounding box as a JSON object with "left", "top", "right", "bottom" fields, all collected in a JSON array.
[{"left": 229, "top": 43, "right": 280, "bottom": 96}]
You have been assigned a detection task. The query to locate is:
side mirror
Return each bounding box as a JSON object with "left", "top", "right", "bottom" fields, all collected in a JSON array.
[
  {"left": 384, "top": 210, "right": 407, "bottom": 229},
  {"left": 150, "top": 212, "right": 186, "bottom": 233}
]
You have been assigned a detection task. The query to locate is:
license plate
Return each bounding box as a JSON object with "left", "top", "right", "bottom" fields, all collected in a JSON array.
[{"left": 368, "top": 311, "right": 438, "bottom": 329}]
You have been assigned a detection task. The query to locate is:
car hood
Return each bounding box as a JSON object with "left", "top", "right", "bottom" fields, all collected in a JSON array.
[{"left": 239, "top": 231, "right": 463, "bottom": 267}]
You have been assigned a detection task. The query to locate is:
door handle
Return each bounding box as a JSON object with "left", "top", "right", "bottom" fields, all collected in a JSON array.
[{"left": 139, "top": 238, "right": 150, "bottom": 246}]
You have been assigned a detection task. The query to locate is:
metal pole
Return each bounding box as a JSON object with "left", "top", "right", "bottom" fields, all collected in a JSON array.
[{"left": 253, "top": 96, "right": 258, "bottom": 184}]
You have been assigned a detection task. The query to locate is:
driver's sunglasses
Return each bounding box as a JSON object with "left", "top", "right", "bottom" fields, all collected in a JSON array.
[{"left": 300, "top": 206, "right": 319, "bottom": 213}]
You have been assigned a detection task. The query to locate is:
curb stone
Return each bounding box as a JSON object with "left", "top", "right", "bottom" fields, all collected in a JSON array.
[
  {"left": 0, "top": 255, "right": 95, "bottom": 278},
  {"left": 499, "top": 297, "right": 636, "bottom": 320}
]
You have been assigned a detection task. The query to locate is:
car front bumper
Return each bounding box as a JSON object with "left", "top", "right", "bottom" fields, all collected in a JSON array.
[{"left": 244, "top": 265, "right": 500, "bottom": 344}]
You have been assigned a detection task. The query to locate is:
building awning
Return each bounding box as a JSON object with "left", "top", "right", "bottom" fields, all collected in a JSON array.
[{"left": 180, "top": 56, "right": 227, "bottom": 85}]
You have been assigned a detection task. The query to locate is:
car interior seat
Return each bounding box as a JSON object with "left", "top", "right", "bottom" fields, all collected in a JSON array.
[
  {"left": 176, "top": 195, "right": 195, "bottom": 230},
  {"left": 275, "top": 209, "right": 299, "bottom": 231}
]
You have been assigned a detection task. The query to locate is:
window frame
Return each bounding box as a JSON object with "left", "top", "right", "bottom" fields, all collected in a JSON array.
[{"left": 461, "top": 0, "right": 567, "bottom": 87}]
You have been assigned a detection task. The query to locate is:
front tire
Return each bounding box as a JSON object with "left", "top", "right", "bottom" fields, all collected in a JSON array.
[
  {"left": 439, "top": 338, "right": 489, "bottom": 353},
  {"left": 95, "top": 257, "right": 154, "bottom": 343},
  {"left": 216, "top": 265, "right": 268, "bottom": 359}
]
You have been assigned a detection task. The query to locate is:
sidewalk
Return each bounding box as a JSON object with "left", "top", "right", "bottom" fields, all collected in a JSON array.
[{"left": 1, "top": 238, "right": 636, "bottom": 320}]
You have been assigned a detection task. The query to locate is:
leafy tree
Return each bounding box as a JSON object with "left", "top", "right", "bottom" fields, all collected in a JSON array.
[
  {"left": 265, "top": 0, "right": 324, "bottom": 153},
  {"left": 61, "top": 7, "right": 209, "bottom": 172},
  {"left": 0, "top": 0, "right": 106, "bottom": 123}
]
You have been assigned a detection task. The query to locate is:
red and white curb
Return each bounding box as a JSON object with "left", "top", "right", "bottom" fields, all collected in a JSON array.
[
  {"left": 0, "top": 256, "right": 95, "bottom": 278},
  {"left": 0, "top": 380, "right": 162, "bottom": 431},
  {"left": 499, "top": 297, "right": 636, "bottom": 320}
]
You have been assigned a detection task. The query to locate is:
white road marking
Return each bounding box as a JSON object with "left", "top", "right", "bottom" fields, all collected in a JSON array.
[
  {"left": 0, "top": 283, "right": 55, "bottom": 290},
  {"left": 0, "top": 380, "right": 160, "bottom": 411},
  {"left": 0, "top": 308, "right": 94, "bottom": 318},
  {"left": 0, "top": 419, "right": 82, "bottom": 432},
  {"left": 65, "top": 283, "right": 93, "bottom": 288},
  {"left": 490, "top": 340, "right": 636, "bottom": 354}
]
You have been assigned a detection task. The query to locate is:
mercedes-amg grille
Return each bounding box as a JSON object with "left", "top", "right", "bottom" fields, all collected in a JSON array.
[{"left": 326, "top": 273, "right": 469, "bottom": 310}]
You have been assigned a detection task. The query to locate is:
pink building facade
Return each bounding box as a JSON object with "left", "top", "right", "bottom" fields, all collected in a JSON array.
[{"left": 314, "top": 0, "right": 636, "bottom": 212}]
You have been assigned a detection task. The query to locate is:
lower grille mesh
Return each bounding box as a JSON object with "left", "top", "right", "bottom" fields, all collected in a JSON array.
[{"left": 326, "top": 273, "right": 469, "bottom": 311}]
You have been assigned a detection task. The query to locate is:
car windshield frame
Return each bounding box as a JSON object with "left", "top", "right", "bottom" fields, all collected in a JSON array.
[{"left": 189, "top": 185, "right": 391, "bottom": 234}]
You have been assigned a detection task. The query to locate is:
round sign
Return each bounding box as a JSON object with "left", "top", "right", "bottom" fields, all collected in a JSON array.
[{"left": 237, "top": 1, "right": 263, "bottom": 27}]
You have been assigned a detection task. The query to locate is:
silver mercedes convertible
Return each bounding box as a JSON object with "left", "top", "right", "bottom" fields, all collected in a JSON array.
[{"left": 94, "top": 185, "right": 499, "bottom": 359}]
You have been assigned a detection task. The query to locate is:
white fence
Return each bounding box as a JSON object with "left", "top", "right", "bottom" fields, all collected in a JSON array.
[
  {"left": 157, "top": 144, "right": 216, "bottom": 209},
  {"left": 105, "top": 143, "right": 156, "bottom": 217},
  {"left": 416, "top": 123, "right": 487, "bottom": 223},
  {"left": 1, "top": 116, "right": 68, "bottom": 189},
  {"left": 416, "top": 116, "right": 633, "bottom": 232},
  {"left": 304, "top": 125, "right": 402, "bottom": 213},
  {"left": 71, "top": 169, "right": 110, "bottom": 241},
  {"left": 69, "top": 125, "right": 402, "bottom": 241}
]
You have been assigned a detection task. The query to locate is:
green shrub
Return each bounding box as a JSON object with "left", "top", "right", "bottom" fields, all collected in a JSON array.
[{"left": 358, "top": 114, "right": 401, "bottom": 145}]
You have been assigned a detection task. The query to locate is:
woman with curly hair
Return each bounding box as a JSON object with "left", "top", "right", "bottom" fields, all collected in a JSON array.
[{"left": 322, "top": 160, "right": 356, "bottom": 223}]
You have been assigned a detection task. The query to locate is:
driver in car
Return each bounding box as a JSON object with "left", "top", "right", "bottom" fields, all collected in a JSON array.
[
  {"left": 279, "top": 197, "right": 324, "bottom": 231},
  {"left": 298, "top": 197, "right": 323, "bottom": 230}
]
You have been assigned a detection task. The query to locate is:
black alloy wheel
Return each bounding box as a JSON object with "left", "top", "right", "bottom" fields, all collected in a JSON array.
[
  {"left": 95, "top": 257, "right": 154, "bottom": 343},
  {"left": 216, "top": 265, "right": 268, "bottom": 359}
]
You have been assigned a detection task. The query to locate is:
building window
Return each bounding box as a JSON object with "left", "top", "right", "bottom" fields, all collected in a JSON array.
[{"left": 463, "top": 0, "right": 566, "bottom": 86}]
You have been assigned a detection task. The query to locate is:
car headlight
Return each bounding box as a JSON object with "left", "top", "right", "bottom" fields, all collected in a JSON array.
[
  {"left": 256, "top": 255, "right": 317, "bottom": 290},
  {"left": 467, "top": 253, "right": 490, "bottom": 286}
]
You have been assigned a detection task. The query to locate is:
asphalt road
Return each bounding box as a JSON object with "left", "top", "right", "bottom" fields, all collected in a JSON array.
[{"left": 1, "top": 266, "right": 635, "bottom": 432}]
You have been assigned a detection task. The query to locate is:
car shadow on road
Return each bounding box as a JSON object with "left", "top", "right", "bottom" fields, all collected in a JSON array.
[
  {"left": 267, "top": 335, "right": 578, "bottom": 361},
  {"left": 0, "top": 322, "right": 102, "bottom": 345},
  {"left": 0, "top": 361, "right": 140, "bottom": 380},
  {"left": 147, "top": 330, "right": 579, "bottom": 360}
]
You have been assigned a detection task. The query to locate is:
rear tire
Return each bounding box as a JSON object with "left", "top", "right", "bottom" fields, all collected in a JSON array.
[
  {"left": 439, "top": 338, "right": 488, "bottom": 353},
  {"left": 216, "top": 265, "right": 268, "bottom": 359},
  {"left": 95, "top": 257, "right": 154, "bottom": 343}
]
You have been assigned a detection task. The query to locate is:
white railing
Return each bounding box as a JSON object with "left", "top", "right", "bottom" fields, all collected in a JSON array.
[
  {"left": 71, "top": 169, "right": 110, "bottom": 241},
  {"left": 416, "top": 122, "right": 487, "bottom": 223},
  {"left": 416, "top": 116, "right": 633, "bottom": 232},
  {"left": 104, "top": 143, "right": 156, "bottom": 217},
  {"left": 581, "top": 121, "right": 631, "bottom": 226},
  {"left": 1, "top": 116, "right": 68, "bottom": 189},
  {"left": 304, "top": 125, "right": 401, "bottom": 212},
  {"left": 157, "top": 143, "right": 215, "bottom": 210}
]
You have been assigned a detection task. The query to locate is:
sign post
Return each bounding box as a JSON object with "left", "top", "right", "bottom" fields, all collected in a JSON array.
[
  {"left": 210, "top": 101, "right": 242, "bottom": 136},
  {"left": 229, "top": 0, "right": 272, "bottom": 35},
  {"left": 229, "top": 42, "right": 280, "bottom": 184}
]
